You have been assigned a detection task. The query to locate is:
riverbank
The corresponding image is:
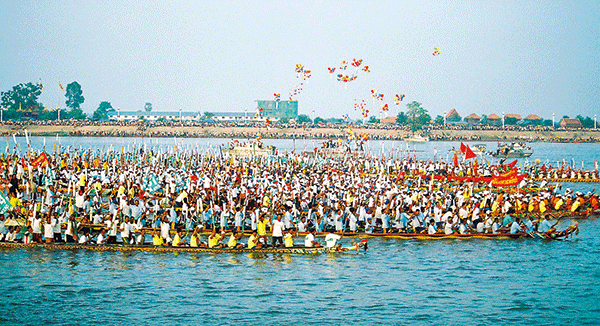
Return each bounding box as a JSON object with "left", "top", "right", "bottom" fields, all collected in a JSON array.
[{"left": 1, "top": 124, "right": 600, "bottom": 142}]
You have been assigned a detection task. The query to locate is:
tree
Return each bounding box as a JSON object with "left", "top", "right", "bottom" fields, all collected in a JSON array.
[
  {"left": 296, "top": 114, "right": 312, "bottom": 124},
  {"left": 201, "top": 112, "right": 214, "bottom": 121},
  {"left": 504, "top": 117, "right": 518, "bottom": 125},
  {"left": 562, "top": 115, "right": 569, "bottom": 119},
  {"left": 480, "top": 114, "right": 488, "bottom": 124},
  {"left": 65, "top": 82, "right": 85, "bottom": 109},
  {"left": 582, "top": 116, "right": 594, "bottom": 128},
  {"left": 434, "top": 115, "right": 444, "bottom": 125},
  {"left": 405, "top": 101, "right": 430, "bottom": 132},
  {"left": 93, "top": 101, "right": 114, "bottom": 120},
  {"left": 279, "top": 117, "right": 290, "bottom": 124},
  {"left": 367, "top": 116, "right": 380, "bottom": 124},
  {"left": 543, "top": 119, "right": 553, "bottom": 127},
  {"left": 65, "top": 81, "right": 86, "bottom": 119},
  {"left": 314, "top": 117, "right": 326, "bottom": 124},
  {"left": 0, "top": 82, "right": 43, "bottom": 119},
  {"left": 144, "top": 102, "right": 153, "bottom": 112},
  {"left": 397, "top": 112, "right": 408, "bottom": 125}
]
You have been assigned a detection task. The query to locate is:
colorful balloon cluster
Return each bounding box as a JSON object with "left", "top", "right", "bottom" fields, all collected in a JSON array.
[
  {"left": 371, "top": 89, "right": 384, "bottom": 101},
  {"left": 382, "top": 103, "right": 389, "bottom": 112},
  {"left": 362, "top": 66, "right": 370, "bottom": 72},
  {"left": 351, "top": 58, "right": 363, "bottom": 67},
  {"left": 354, "top": 99, "right": 368, "bottom": 117},
  {"left": 327, "top": 67, "right": 336, "bottom": 74},
  {"left": 337, "top": 74, "right": 357, "bottom": 82},
  {"left": 290, "top": 64, "right": 311, "bottom": 100},
  {"left": 433, "top": 47, "right": 441, "bottom": 56},
  {"left": 274, "top": 93, "right": 281, "bottom": 102},
  {"left": 393, "top": 94, "right": 405, "bottom": 105},
  {"left": 339, "top": 60, "right": 349, "bottom": 70}
]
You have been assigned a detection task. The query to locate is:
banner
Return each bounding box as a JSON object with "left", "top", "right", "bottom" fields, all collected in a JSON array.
[
  {"left": 491, "top": 168, "right": 527, "bottom": 187},
  {"left": 0, "top": 191, "right": 10, "bottom": 214},
  {"left": 143, "top": 175, "right": 162, "bottom": 193},
  {"left": 31, "top": 152, "right": 50, "bottom": 168}
]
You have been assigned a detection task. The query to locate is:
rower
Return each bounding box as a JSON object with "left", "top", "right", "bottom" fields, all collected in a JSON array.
[
  {"left": 247, "top": 230, "right": 261, "bottom": 249},
  {"left": 172, "top": 228, "right": 187, "bottom": 246},
  {"left": 284, "top": 229, "right": 294, "bottom": 248},
  {"left": 227, "top": 229, "right": 244, "bottom": 249},
  {"left": 304, "top": 229, "right": 321, "bottom": 247},
  {"left": 324, "top": 232, "right": 342, "bottom": 248},
  {"left": 208, "top": 229, "right": 225, "bottom": 248},
  {"left": 96, "top": 228, "right": 108, "bottom": 244}
]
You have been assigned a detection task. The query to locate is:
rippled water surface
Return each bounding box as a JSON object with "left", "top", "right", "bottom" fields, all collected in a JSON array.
[
  {"left": 1, "top": 137, "right": 599, "bottom": 324},
  {"left": 1, "top": 218, "right": 599, "bottom": 325}
]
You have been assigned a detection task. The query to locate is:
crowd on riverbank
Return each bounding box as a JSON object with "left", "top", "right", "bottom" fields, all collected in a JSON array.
[
  {"left": 1, "top": 120, "right": 599, "bottom": 142},
  {"left": 0, "top": 143, "right": 591, "bottom": 247}
]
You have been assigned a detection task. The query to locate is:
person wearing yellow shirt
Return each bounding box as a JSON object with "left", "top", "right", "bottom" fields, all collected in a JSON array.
[
  {"left": 172, "top": 229, "right": 187, "bottom": 247},
  {"left": 227, "top": 230, "right": 244, "bottom": 249},
  {"left": 152, "top": 231, "right": 164, "bottom": 246},
  {"left": 247, "top": 230, "right": 261, "bottom": 249},
  {"left": 208, "top": 229, "right": 225, "bottom": 248},
  {"left": 257, "top": 214, "right": 269, "bottom": 245},
  {"left": 283, "top": 230, "right": 294, "bottom": 248},
  {"left": 190, "top": 226, "right": 203, "bottom": 247}
]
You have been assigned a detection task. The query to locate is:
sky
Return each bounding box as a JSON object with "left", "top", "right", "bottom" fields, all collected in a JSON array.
[{"left": 1, "top": 0, "right": 599, "bottom": 120}]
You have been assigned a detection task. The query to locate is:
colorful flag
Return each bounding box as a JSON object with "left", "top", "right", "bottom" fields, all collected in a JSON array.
[
  {"left": 0, "top": 191, "right": 10, "bottom": 214},
  {"left": 59, "top": 83, "right": 64, "bottom": 91},
  {"left": 464, "top": 145, "right": 477, "bottom": 160}
]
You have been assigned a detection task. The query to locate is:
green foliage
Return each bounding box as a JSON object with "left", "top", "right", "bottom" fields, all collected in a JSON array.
[
  {"left": 434, "top": 115, "right": 444, "bottom": 125},
  {"left": 367, "top": 116, "right": 380, "bottom": 124},
  {"left": 578, "top": 115, "right": 594, "bottom": 128},
  {"left": 93, "top": 101, "right": 114, "bottom": 120},
  {"left": 314, "top": 117, "right": 326, "bottom": 124},
  {"left": 405, "top": 101, "right": 430, "bottom": 132},
  {"left": 504, "top": 117, "right": 518, "bottom": 125},
  {"left": 144, "top": 102, "right": 153, "bottom": 112},
  {"left": 65, "top": 81, "right": 85, "bottom": 110},
  {"left": 562, "top": 115, "right": 569, "bottom": 119},
  {"left": 279, "top": 117, "right": 290, "bottom": 124},
  {"left": 397, "top": 112, "right": 408, "bottom": 125},
  {"left": 65, "top": 107, "right": 87, "bottom": 120},
  {"left": 296, "top": 114, "right": 312, "bottom": 124},
  {"left": 0, "top": 82, "right": 43, "bottom": 119},
  {"left": 480, "top": 114, "right": 488, "bottom": 124},
  {"left": 446, "top": 111, "right": 461, "bottom": 122},
  {"left": 542, "top": 119, "right": 553, "bottom": 126}
]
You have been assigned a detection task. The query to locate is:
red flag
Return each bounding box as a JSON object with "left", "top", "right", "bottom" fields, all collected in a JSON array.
[
  {"left": 459, "top": 142, "right": 467, "bottom": 154},
  {"left": 464, "top": 145, "right": 477, "bottom": 160}
]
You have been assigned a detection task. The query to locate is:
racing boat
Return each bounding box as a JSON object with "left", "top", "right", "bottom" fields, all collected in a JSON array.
[{"left": 0, "top": 239, "right": 369, "bottom": 254}]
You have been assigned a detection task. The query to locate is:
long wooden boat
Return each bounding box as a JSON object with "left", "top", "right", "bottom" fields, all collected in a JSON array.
[
  {"left": 137, "top": 225, "right": 579, "bottom": 240},
  {"left": 0, "top": 239, "right": 368, "bottom": 254},
  {"left": 531, "top": 178, "right": 600, "bottom": 183}
]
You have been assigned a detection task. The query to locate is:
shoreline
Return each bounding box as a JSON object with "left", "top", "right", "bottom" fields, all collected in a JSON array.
[{"left": 1, "top": 124, "right": 600, "bottom": 142}]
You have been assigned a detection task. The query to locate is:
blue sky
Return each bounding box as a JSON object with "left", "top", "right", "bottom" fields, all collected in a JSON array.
[{"left": 1, "top": 0, "right": 599, "bottom": 119}]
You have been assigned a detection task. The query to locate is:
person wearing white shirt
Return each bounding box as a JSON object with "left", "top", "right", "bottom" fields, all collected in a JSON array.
[
  {"left": 427, "top": 220, "right": 437, "bottom": 235},
  {"left": 43, "top": 217, "right": 55, "bottom": 243},
  {"left": 324, "top": 233, "right": 342, "bottom": 248},
  {"left": 271, "top": 215, "right": 285, "bottom": 247}
]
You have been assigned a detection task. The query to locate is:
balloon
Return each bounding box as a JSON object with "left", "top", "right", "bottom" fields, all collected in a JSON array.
[
  {"left": 362, "top": 66, "right": 370, "bottom": 72},
  {"left": 433, "top": 47, "right": 441, "bottom": 56},
  {"left": 328, "top": 67, "right": 336, "bottom": 73}
]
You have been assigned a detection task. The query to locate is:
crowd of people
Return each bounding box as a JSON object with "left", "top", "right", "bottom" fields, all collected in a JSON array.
[
  {"left": 1, "top": 119, "right": 598, "bottom": 142},
  {"left": 0, "top": 142, "right": 593, "bottom": 249}
]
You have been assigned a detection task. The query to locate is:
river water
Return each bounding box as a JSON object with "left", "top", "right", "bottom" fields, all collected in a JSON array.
[{"left": 0, "top": 137, "right": 599, "bottom": 325}]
